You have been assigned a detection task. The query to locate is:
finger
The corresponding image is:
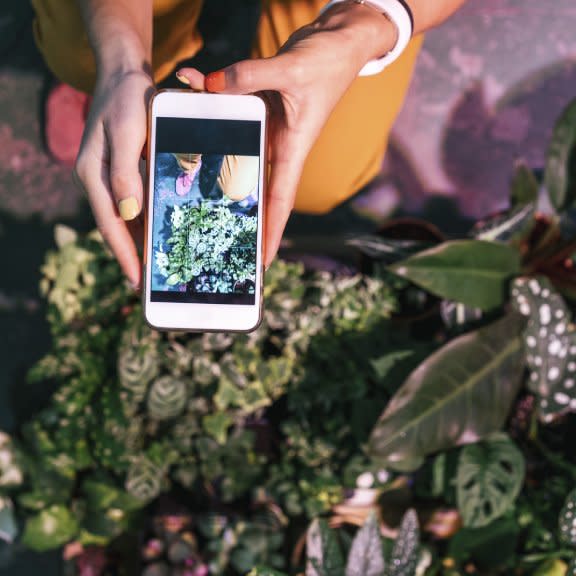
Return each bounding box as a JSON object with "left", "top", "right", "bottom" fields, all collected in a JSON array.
[
  {"left": 264, "top": 148, "right": 306, "bottom": 267},
  {"left": 175, "top": 68, "right": 206, "bottom": 91},
  {"left": 206, "top": 55, "right": 293, "bottom": 95},
  {"left": 74, "top": 157, "right": 142, "bottom": 288},
  {"left": 106, "top": 114, "right": 147, "bottom": 223}
]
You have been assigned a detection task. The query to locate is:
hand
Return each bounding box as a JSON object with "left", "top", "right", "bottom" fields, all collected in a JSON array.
[
  {"left": 176, "top": 2, "right": 396, "bottom": 267},
  {"left": 74, "top": 69, "right": 154, "bottom": 288}
]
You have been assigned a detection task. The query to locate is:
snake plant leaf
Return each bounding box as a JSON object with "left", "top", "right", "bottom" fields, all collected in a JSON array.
[
  {"left": 345, "top": 511, "right": 385, "bottom": 576},
  {"left": 471, "top": 203, "right": 535, "bottom": 245},
  {"left": 390, "top": 240, "right": 521, "bottom": 311},
  {"left": 21, "top": 505, "right": 79, "bottom": 551},
  {"left": 456, "top": 434, "right": 525, "bottom": 528},
  {"left": 306, "top": 519, "right": 345, "bottom": 576},
  {"left": 389, "top": 509, "right": 420, "bottom": 576},
  {"left": 559, "top": 488, "right": 576, "bottom": 546},
  {"left": 346, "top": 236, "right": 429, "bottom": 265},
  {"left": 511, "top": 277, "right": 576, "bottom": 422},
  {"left": 369, "top": 313, "right": 525, "bottom": 471},
  {"left": 545, "top": 98, "right": 576, "bottom": 213},
  {"left": 510, "top": 160, "right": 539, "bottom": 207}
]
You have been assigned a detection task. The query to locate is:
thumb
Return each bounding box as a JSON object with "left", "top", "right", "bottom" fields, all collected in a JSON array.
[{"left": 206, "top": 56, "right": 291, "bottom": 95}]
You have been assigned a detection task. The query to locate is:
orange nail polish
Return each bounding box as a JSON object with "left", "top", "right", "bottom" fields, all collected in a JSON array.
[{"left": 206, "top": 71, "right": 226, "bottom": 93}]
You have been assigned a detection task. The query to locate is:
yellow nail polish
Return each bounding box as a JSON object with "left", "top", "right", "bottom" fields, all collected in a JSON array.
[
  {"left": 118, "top": 197, "right": 140, "bottom": 221},
  {"left": 176, "top": 72, "right": 190, "bottom": 85}
]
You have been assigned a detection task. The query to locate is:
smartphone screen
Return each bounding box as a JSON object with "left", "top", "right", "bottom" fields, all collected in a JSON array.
[{"left": 144, "top": 92, "right": 266, "bottom": 331}]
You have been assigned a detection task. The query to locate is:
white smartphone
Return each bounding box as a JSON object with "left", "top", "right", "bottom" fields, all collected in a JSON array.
[{"left": 143, "top": 90, "right": 267, "bottom": 332}]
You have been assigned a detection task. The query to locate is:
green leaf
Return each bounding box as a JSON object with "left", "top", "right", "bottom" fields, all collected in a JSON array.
[
  {"left": 203, "top": 413, "right": 234, "bottom": 445},
  {"left": 448, "top": 515, "right": 519, "bottom": 569},
  {"left": 390, "top": 240, "right": 521, "bottom": 311},
  {"left": 248, "top": 568, "right": 289, "bottom": 576},
  {"left": 306, "top": 519, "right": 345, "bottom": 576},
  {"left": 22, "top": 505, "right": 79, "bottom": 551},
  {"left": 389, "top": 509, "right": 419, "bottom": 576},
  {"left": 456, "top": 434, "right": 525, "bottom": 528},
  {"left": 369, "top": 314, "right": 525, "bottom": 471},
  {"left": 345, "top": 511, "right": 385, "bottom": 576},
  {"left": 472, "top": 203, "right": 535, "bottom": 245},
  {"left": 559, "top": 488, "right": 576, "bottom": 546},
  {"left": 545, "top": 98, "right": 576, "bottom": 212},
  {"left": 510, "top": 160, "right": 539, "bottom": 207},
  {"left": 346, "top": 235, "right": 430, "bottom": 265},
  {"left": 371, "top": 351, "right": 414, "bottom": 381}
]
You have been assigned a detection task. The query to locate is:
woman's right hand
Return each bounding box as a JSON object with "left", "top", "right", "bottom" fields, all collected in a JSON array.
[{"left": 73, "top": 69, "right": 154, "bottom": 289}]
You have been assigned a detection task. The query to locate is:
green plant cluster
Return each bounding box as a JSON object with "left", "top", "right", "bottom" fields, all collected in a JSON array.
[
  {"left": 156, "top": 202, "right": 257, "bottom": 292},
  {"left": 0, "top": 226, "right": 403, "bottom": 568}
]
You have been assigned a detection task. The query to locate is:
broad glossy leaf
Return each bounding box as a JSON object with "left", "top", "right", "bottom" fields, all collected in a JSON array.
[
  {"left": 22, "top": 505, "right": 79, "bottom": 551},
  {"left": 545, "top": 98, "right": 576, "bottom": 213},
  {"left": 345, "top": 512, "right": 385, "bottom": 576},
  {"left": 306, "top": 519, "right": 345, "bottom": 576},
  {"left": 456, "top": 434, "right": 524, "bottom": 528},
  {"left": 510, "top": 160, "right": 539, "bottom": 207},
  {"left": 369, "top": 314, "right": 525, "bottom": 471},
  {"left": 559, "top": 488, "right": 576, "bottom": 546},
  {"left": 512, "top": 277, "right": 576, "bottom": 422},
  {"left": 390, "top": 241, "right": 521, "bottom": 311},
  {"left": 389, "top": 509, "right": 420, "bottom": 576}
]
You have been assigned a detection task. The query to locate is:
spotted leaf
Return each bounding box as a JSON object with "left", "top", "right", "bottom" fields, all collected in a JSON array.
[
  {"left": 559, "top": 488, "right": 576, "bottom": 547},
  {"left": 512, "top": 277, "right": 576, "bottom": 422},
  {"left": 389, "top": 509, "right": 420, "bottom": 576},
  {"left": 345, "top": 511, "right": 385, "bottom": 576}
]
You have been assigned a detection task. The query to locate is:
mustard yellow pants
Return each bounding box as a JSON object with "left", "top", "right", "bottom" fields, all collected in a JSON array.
[{"left": 31, "top": 0, "right": 423, "bottom": 214}]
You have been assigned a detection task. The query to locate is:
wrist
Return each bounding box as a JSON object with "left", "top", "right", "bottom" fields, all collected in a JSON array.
[{"left": 317, "top": 0, "right": 398, "bottom": 66}]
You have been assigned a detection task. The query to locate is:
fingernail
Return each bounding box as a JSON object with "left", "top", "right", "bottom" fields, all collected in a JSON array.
[
  {"left": 118, "top": 197, "right": 140, "bottom": 221},
  {"left": 206, "top": 71, "right": 226, "bottom": 93},
  {"left": 176, "top": 72, "right": 190, "bottom": 85}
]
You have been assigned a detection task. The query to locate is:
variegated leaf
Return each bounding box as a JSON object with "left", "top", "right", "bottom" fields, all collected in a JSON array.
[
  {"left": 306, "top": 519, "right": 345, "bottom": 576},
  {"left": 472, "top": 203, "right": 535, "bottom": 244},
  {"left": 389, "top": 509, "right": 419, "bottom": 576},
  {"left": 345, "top": 511, "right": 385, "bottom": 576},
  {"left": 559, "top": 488, "right": 576, "bottom": 547},
  {"left": 512, "top": 277, "right": 576, "bottom": 422}
]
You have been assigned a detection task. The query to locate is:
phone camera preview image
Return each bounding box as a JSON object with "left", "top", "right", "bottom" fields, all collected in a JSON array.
[{"left": 151, "top": 118, "right": 261, "bottom": 307}]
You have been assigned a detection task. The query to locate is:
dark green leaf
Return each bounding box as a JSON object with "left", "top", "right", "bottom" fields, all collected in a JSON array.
[
  {"left": 345, "top": 512, "right": 385, "bottom": 576},
  {"left": 389, "top": 509, "right": 419, "bottom": 576},
  {"left": 369, "top": 314, "right": 525, "bottom": 471},
  {"left": 203, "top": 413, "right": 234, "bottom": 445},
  {"left": 22, "top": 505, "right": 79, "bottom": 551},
  {"left": 448, "top": 515, "right": 519, "bottom": 569},
  {"left": 559, "top": 488, "right": 576, "bottom": 546},
  {"left": 371, "top": 351, "right": 414, "bottom": 381},
  {"left": 390, "top": 241, "right": 521, "bottom": 311},
  {"left": 456, "top": 434, "right": 525, "bottom": 528},
  {"left": 510, "top": 160, "right": 539, "bottom": 207},
  {"left": 545, "top": 98, "right": 576, "bottom": 212},
  {"left": 306, "top": 519, "right": 345, "bottom": 576}
]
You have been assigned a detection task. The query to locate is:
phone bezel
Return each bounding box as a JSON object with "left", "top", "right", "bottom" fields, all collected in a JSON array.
[{"left": 143, "top": 90, "right": 267, "bottom": 332}]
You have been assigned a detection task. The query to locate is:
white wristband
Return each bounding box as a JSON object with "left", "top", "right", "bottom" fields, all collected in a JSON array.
[{"left": 320, "top": 0, "right": 414, "bottom": 76}]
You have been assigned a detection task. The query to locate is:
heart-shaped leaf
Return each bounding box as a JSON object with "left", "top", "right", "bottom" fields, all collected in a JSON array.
[
  {"left": 345, "top": 511, "right": 385, "bottom": 576},
  {"left": 306, "top": 519, "right": 345, "bottom": 576},
  {"left": 559, "top": 488, "right": 576, "bottom": 547},
  {"left": 390, "top": 241, "right": 521, "bottom": 311},
  {"left": 389, "top": 509, "right": 420, "bottom": 576},
  {"left": 22, "top": 505, "right": 79, "bottom": 551},
  {"left": 369, "top": 313, "right": 525, "bottom": 471},
  {"left": 512, "top": 276, "right": 576, "bottom": 422},
  {"left": 545, "top": 98, "right": 576, "bottom": 213},
  {"left": 456, "top": 434, "right": 525, "bottom": 528}
]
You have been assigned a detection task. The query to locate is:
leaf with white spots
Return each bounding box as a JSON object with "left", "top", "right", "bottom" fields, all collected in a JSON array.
[
  {"left": 345, "top": 511, "right": 385, "bottom": 576},
  {"left": 512, "top": 277, "right": 576, "bottom": 422},
  {"left": 389, "top": 509, "right": 420, "bottom": 576},
  {"left": 559, "top": 488, "right": 576, "bottom": 547}
]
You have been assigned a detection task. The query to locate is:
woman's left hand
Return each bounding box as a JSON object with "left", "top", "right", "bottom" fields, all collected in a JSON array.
[{"left": 176, "top": 1, "right": 397, "bottom": 267}]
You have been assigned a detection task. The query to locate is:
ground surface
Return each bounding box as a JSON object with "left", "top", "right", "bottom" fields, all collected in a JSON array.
[{"left": 0, "top": 0, "right": 574, "bottom": 573}]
